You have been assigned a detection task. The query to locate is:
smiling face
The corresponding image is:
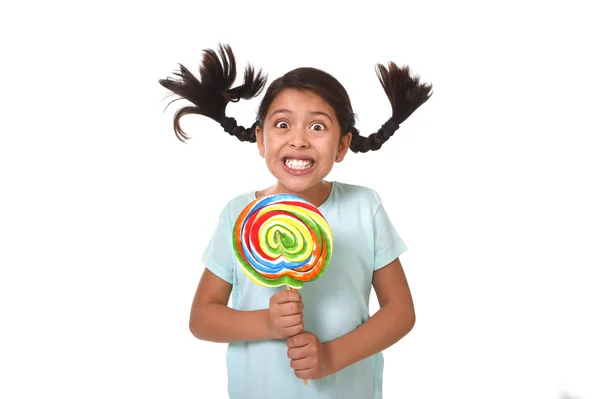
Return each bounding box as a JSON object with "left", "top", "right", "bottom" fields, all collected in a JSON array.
[{"left": 255, "top": 89, "right": 351, "bottom": 197}]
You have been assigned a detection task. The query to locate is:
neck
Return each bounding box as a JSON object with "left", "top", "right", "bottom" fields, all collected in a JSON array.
[{"left": 259, "top": 180, "right": 332, "bottom": 208}]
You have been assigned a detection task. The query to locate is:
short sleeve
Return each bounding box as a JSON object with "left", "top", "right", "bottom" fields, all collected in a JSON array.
[
  {"left": 373, "top": 202, "right": 408, "bottom": 271},
  {"left": 200, "top": 205, "right": 235, "bottom": 284}
]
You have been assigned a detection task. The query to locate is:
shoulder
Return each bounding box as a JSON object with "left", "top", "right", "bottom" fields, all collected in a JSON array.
[
  {"left": 333, "top": 181, "right": 384, "bottom": 208},
  {"left": 215, "top": 189, "right": 256, "bottom": 226}
]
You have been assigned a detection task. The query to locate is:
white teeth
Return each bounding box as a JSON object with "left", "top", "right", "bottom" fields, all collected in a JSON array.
[{"left": 285, "top": 158, "right": 313, "bottom": 170}]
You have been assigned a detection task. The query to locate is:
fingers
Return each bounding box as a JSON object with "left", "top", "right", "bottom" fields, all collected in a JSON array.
[
  {"left": 294, "top": 369, "right": 312, "bottom": 380},
  {"left": 273, "top": 289, "right": 302, "bottom": 305},
  {"left": 271, "top": 302, "right": 303, "bottom": 319},
  {"left": 287, "top": 339, "right": 319, "bottom": 380},
  {"left": 273, "top": 315, "right": 303, "bottom": 337},
  {"left": 290, "top": 356, "right": 317, "bottom": 371},
  {"left": 270, "top": 310, "right": 303, "bottom": 338},
  {"left": 280, "top": 301, "right": 303, "bottom": 316},
  {"left": 279, "top": 313, "right": 303, "bottom": 328},
  {"left": 271, "top": 296, "right": 303, "bottom": 317},
  {"left": 268, "top": 289, "right": 304, "bottom": 339},
  {"left": 286, "top": 331, "right": 313, "bottom": 348},
  {"left": 287, "top": 343, "right": 316, "bottom": 360},
  {"left": 281, "top": 324, "right": 303, "bottom": 337},
  {"left": 269, "top": 318, "right": 303, "bottom": 339}
]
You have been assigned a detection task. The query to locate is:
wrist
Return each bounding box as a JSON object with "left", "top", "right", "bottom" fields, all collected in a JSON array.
[
  {"left": 258, "top": 309, "right": 276, "bottom": 340},
  {"left": 324, "top": 340, "right": 345, "bottom": 375}
]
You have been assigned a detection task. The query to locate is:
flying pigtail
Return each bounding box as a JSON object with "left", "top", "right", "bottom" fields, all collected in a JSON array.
[
  {"left": 158, "top": 43, "right": 267, "bottom": 143},
  {"left": 349, "top": 62, "right": 432, "bottom": 153}
]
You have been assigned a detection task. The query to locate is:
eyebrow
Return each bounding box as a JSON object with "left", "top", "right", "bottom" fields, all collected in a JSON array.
[{"left": 268, "top": 109, "right": 334, "bottom": 123}]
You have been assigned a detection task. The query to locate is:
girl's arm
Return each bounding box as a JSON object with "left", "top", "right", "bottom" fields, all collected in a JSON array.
[
  {"left": 325, "top": 258, "right": 416, "bottom": 373},
  {"left": 189, "top": 268, "right": 304, "bottom": 343},
  {"left": 189, "top": 268, "right": 273, "bottom": 343}
]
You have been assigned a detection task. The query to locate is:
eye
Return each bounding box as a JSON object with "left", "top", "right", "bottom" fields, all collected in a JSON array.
[
  {"left": 311, "top": 123, "right": 325, "bottom": 131},
  {"left": 275, "top": 121, "right": 290, "bottom": 129}
]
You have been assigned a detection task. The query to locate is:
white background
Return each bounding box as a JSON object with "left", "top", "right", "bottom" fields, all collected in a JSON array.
[{"left": 1, "top": 0, "right": 598, "bottom": 398}]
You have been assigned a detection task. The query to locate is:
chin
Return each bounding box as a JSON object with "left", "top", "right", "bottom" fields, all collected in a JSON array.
[
  {"left": 270, "top": 175, "right": 314, "bottom": 194},
  {"left": 279, "top": 180, "right": 314, "bottom": 194},
  {"left": 266, "top": 164, "right": 330, "bottom": 194}
]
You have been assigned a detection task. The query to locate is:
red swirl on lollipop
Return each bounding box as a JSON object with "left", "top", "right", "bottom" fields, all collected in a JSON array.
[{"left": 233, "top": 193, "right": 333, "bottom": 289}]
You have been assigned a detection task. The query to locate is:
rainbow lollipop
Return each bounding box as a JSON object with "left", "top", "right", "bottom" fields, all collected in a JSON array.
[{"left": 232, "top": 193, "right": 333, "bottom": 289}]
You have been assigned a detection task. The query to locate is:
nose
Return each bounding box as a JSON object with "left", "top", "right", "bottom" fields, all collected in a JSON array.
[{"left": 289, "top": 127, "right": 310, "bottom": 149}]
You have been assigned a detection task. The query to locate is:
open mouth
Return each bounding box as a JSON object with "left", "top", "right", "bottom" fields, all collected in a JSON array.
[{"left": 283, "top": 158, "right": 315, "bottom": 172}]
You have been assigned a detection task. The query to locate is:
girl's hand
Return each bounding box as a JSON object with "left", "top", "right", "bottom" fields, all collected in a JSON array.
[
  {"left": 286, "top": 331, "right": 333, "bottom": 381},
  {"left": 268, "top": 289, "right": 304, "bottom": 339}
]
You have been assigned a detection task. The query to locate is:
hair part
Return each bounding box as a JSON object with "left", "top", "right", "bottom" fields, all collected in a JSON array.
[{"left": 159, "top": 44, "right": 433, "bottom": 152}]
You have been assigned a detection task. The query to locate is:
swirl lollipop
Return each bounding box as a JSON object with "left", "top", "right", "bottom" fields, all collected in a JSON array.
[
  {"left": 232, "top": 193, "right": 333, "bottom": 289},
  {"left": 232, "top": 192, "right": 333, "bottom": 386}
]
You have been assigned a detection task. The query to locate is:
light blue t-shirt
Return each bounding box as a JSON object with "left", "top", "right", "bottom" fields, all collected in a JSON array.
[{"left": 201, "top": 181, "right": 408, "bottom": 399}]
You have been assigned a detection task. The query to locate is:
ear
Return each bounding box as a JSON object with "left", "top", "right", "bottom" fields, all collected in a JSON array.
[
  {"left": 255, "top": 124, "right": 265, "bottom": 157},
  {"left": 336, "top": 132, "right": 352, "bottom": 162}
]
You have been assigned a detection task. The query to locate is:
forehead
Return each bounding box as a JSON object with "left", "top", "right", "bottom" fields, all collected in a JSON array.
[{"left": 267, "top": 89, "right": 335, "bottom": 116}]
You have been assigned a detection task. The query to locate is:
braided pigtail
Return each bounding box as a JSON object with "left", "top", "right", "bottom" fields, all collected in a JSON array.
[
  {"left": 349, "top": 63, "right": 432, "bottom": 153},
  {"left": 158, "top": 43, "right": 267, "bottom": 143}
]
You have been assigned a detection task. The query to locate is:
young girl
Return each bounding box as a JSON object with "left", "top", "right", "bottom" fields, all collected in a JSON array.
[{"left": 159, "top": 44, "right": 432, "bottom": 399}]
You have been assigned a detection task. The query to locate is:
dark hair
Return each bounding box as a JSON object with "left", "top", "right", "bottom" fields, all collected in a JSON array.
[{"left": 159, "top": 43, "right": 432, "bottom": 152}]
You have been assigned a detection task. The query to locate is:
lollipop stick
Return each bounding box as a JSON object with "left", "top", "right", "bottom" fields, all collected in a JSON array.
[{"left": 286, "top": 286, "right": 308, "bottom": 386}]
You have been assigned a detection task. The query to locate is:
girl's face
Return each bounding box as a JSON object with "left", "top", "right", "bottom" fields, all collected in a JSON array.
[{"left": 255, "top": 89, "right": 351, "bottom": 195}]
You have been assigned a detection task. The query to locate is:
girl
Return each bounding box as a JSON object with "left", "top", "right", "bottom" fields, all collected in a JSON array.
[{"left": 159, "top": 44, "right": 432, "bottom": 399}]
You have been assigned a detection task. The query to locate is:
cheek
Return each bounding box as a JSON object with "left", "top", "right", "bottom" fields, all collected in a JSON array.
[
  {"left": 265, "top": 136, "right": 287, "bottom": 155},
  {"left": 327, "top": 139, "right": 342, "bottom": 155},
  {"left": 266, "top": 152, "right": 279, "bottom": 166},
  {"left": 262, "top": 133, "right": 277, "bottom": 149}
]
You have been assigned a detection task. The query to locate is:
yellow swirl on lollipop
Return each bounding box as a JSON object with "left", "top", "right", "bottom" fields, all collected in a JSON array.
[{"left": 232, "top": 193, "right": 333, "bottom": 289}]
